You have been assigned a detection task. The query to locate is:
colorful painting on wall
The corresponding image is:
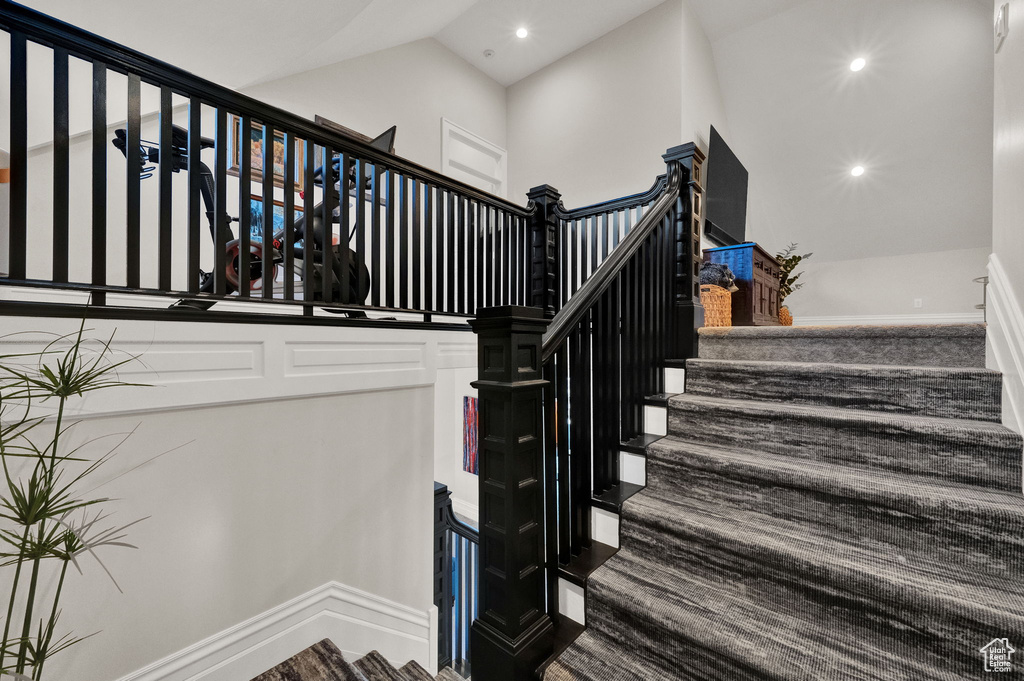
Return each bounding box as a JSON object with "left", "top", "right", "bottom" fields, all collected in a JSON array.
[{"left": 463, "top": 396, "right": 478, "bottom": 475}]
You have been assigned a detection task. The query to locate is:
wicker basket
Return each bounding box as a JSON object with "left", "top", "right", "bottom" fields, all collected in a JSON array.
[
  {"left": 700, "top": 284, "right": 732, "bottom": 327},
  {"left": 779, "top": 306, "right": 793, "bottom": 326}
]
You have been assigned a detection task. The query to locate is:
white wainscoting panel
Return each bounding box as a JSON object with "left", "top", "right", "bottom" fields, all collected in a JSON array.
[
  {"left": 0, "top": 316, "right": 473, "bottom": 420},
  {"left": 987, "top": 254, "right": 1024, "bottom": 436}
]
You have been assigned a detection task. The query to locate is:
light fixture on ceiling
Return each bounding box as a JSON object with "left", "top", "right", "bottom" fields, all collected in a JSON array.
[
  {"left": 516, "top": 27, "right": 528, "bottom": 39},
  {"left": 851, "top": 165, "right": 865, "bottom": 177},
  {"left": 850, "top": 57, "right": 866, "bottom": 72}
]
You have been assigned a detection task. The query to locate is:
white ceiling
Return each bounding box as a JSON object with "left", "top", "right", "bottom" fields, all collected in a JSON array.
[{"left": 21, "top": 0, "right": 664, "bottom": 89}]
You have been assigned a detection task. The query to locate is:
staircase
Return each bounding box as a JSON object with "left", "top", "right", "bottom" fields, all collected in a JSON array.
[
  {"left": 546, "top": 324, "right": 1024, "bottom": 680},
  {"left": 252, "top": 639, "right": 467, "bottom": 681}
]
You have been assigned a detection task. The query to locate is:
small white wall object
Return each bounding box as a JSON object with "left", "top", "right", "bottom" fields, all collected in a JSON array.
[{"left": 440, "top": 118, "right": 507, "bottom": 197}]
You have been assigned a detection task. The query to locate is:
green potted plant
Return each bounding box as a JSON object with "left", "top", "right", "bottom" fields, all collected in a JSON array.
[
  {"left": 0, "top": 322, "right": 146, "bottom": 680},
  {"left": 775, "top": 243, "right": 812, "bottom": 326}
]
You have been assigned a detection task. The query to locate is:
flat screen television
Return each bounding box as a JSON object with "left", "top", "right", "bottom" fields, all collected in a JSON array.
[{"left": 704, "top": 126, "right": 748, "bottom": 247}]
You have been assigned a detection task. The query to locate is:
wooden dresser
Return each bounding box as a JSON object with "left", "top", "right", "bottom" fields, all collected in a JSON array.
[{"left": 703, "top": 242, "right": 782, "bottom": 326}]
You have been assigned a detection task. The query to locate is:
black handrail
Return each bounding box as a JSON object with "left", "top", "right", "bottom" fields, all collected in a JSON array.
[
  {"left": 541, "top": 163, "right": 683, "bottom": 363},
  {"left": 0, "top": 1, "right": 530, "bottom": 217},
  {"left": 552, "top": 173, "right": 667, "bottom": 221}
]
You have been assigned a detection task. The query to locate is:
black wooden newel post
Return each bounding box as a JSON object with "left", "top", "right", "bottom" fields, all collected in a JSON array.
[
  {"left": 663, "top": 143, "right": 707, "bottom": 359},
  {"left": 469, "top": 305, "right": 554, "bottom": 681},
  {"left": 526, "top": 185, "right": 562, "bottom": 318}
]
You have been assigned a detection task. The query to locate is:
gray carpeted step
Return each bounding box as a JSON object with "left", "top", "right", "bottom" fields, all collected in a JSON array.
[
  {"left": 251, "top": 639, "right": 368, "bottom": 681},
  {"left": 647, "top": 438, "right": 1024, "bottom": 582},
  {"left": 685, "top": 358, "right": 1003, "bottom": 421},
  {"left": 567, "top": 489, "right": 1024, "bottom": 680},
  {"left": 354, "top": 651, "right": 405, "bottom": 681},
  {"left": 434, "top": 668, "right": 467, "bottom": 681},
  {"left": 398, "top": 660, "right": 433, "bottom": 681},
  {"left": 577, "top": 541, "right": 989, "bottom": 680},
  {"left": 697, "top": 323, "right": 987, "bottom": 367},
  {"left": 545, "top": 625, "right": 687, "bottom": 681},
  {"left": 667, "top": 394, "right": 1023, "bottom": 491},
  {"left": 434, "top": 667, "right": 468, "bottom": 681}
]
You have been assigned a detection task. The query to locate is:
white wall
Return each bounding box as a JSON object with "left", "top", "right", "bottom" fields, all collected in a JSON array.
[
  {"left": 244, "top": 38, "right": 507, "bottom": 177},
  {"left": 0, "top": 316, "right": 478, "bottom": 680},
  {"left": 990, "top": 0, "right": 1024, "bottom": 433},
  {"left": 506, "top": 0, "right": 679, "bottom": 207},
  {"left": 788, "top": 246, "right": 989, "bottom": 323},
  {"left": 434, "top": 367, "right": 478, "bottom": 522}
]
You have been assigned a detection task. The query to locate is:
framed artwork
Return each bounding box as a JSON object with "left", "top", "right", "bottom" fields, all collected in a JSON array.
[
  {"left": 249, "top": 195, "right": 303, "bottom": 240},
  {"left": 463, "top": 396, "right": 478, "bottom": 475},
  {"left": 228, "top": 115, "right": 304, "bottom": 189}
]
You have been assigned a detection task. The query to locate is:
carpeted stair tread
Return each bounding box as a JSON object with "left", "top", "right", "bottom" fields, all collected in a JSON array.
[
  {"left": 398, "top": 660, "right": 433, "bottom": 681},
  {"left": 647, "top": 438, "right": 1024, "bottom": 580},
  {"left": 353, "top": 651, "right": 405, "bottom": 681},
  {"left": 617, "top": 488, "right": 1024, "bottom": 630},
  {"left": 544, "top": 627, "right": 689, "bottom": 681},
  {"left": 433, "top": 667, "right": 468, "bottom": 681},
  {"left": 697, "top": 323, "right": 986, "bottom": 367},
  {"left": 685, "top": 358, "right": 1002, "bottom": 421},
  {"left": 667, "top": 393, "right": 1023, "bottom": 491},
  {"left": 251, "top": 639, "right": 368, "bottom": 681},
  {"left": 434, "top": 668, "right": 467, "bottom": 681},
  {"left": 580, "top": 543, "right": 986, "bottom": 680}
]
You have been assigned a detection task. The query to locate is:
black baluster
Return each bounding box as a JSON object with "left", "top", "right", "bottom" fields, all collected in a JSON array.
[
  {"left": 51, "top": 47, "right": 69, "bottom": 284},
  {"left": 321, "top": 144, "right": 336, "bottom": 304},
  {"left": 213, "top": 108, "right": 229, "bottom": 296},
  {"left": 385, "top": 166, "right": 395, "bottom": 307},
  {"left": 400, "top": 175, "right": 409, "bottom": 309},
  {"left": 238, "top": 115, "right": 252, "bottom": 297},
  {"left": 371, "top": 160, "right": 381, "bottom": 306},
  {"left": 303, "top": 140, "right": 315, "bottom": 311},
  {"left": 91, "top": 61, "right": 106, "bottom": 301},
  {"left": 186, "top": 97, "right": 201, "bottom": 295},
  {"left": 283, "top": 134, "right": 296, "bottom": 301},
  {"left": 337, "top": 152, "right": 351, "bottom": 304},
  {"left": 126, "top": 73, "right": 141, "bottom": 289},
  {"left": 412, "top": 180, "right": 422, "bottom": 310},
  {"left": 262, "top": 125, "right": 275, "bottom": 299},
  {"left": 424, "top": 184, "right": 433, "bottom": 311},
  {"left": 447, "top": 191, "right": 456, "bottom": 313},
  {"left": 157, "top": 86, "right": 173, "bottom": 291}
]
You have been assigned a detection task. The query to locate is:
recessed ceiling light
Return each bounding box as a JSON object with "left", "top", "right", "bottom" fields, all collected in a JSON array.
[
  {"left": 850, "top": 57, "right": 866, "bottom": 72},
  {"left": 516, "top": 27, "right": 528, "bottom": 39},
  {"left": 851, "top": 165, "right": 865, "bottom": 177}
]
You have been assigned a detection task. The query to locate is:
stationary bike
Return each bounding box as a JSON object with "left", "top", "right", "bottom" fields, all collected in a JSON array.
[{"left": 112, "top": 124, "right": 383, "bottom": 314}]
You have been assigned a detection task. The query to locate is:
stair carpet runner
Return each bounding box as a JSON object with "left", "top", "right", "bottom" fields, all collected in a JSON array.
[
  {"left": 251, "top": 638, "right": 467, "bottom": 681},
  {"left": 547, "top": 324, "right": 1024, "bottom": 680}
]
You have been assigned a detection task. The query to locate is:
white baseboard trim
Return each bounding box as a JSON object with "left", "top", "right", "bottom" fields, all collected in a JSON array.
[
  {"left": 987, "top": 254, "right": 1024, "bottom": 436},
  {"left": 116, "top": 582, "right": 435, "bottom": 681},
  {"left": 794, "top": 312, "right": 986, "bottom": 326}
]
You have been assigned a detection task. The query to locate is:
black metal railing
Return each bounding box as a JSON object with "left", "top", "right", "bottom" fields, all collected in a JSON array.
[
  {"left": 0, "top": 3, "right": 532, "bottom": 326},
  {"left": 468, "top": 145, "right": 705, "bottom": 681},
  {"left": 434, "top": 483, "right": 479, "bottom": 677}
]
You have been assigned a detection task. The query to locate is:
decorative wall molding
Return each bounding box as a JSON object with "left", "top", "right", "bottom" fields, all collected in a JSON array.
[
  {"left": 115, "top": 582, "right": 435, "bottom": 681},
  {"left": 987, "top": 254, "right": 1024, "bottom": 435},
  {"left": 794, "top": 312, "right": 986, "bottom": 327},
  {"left": 0, "top": 314, "right": 473, "bottom": 420}
]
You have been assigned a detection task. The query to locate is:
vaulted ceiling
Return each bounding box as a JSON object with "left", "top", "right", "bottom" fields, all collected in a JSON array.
[{"left": 19, "top": 0, "right": 667, "bottom": 88}]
